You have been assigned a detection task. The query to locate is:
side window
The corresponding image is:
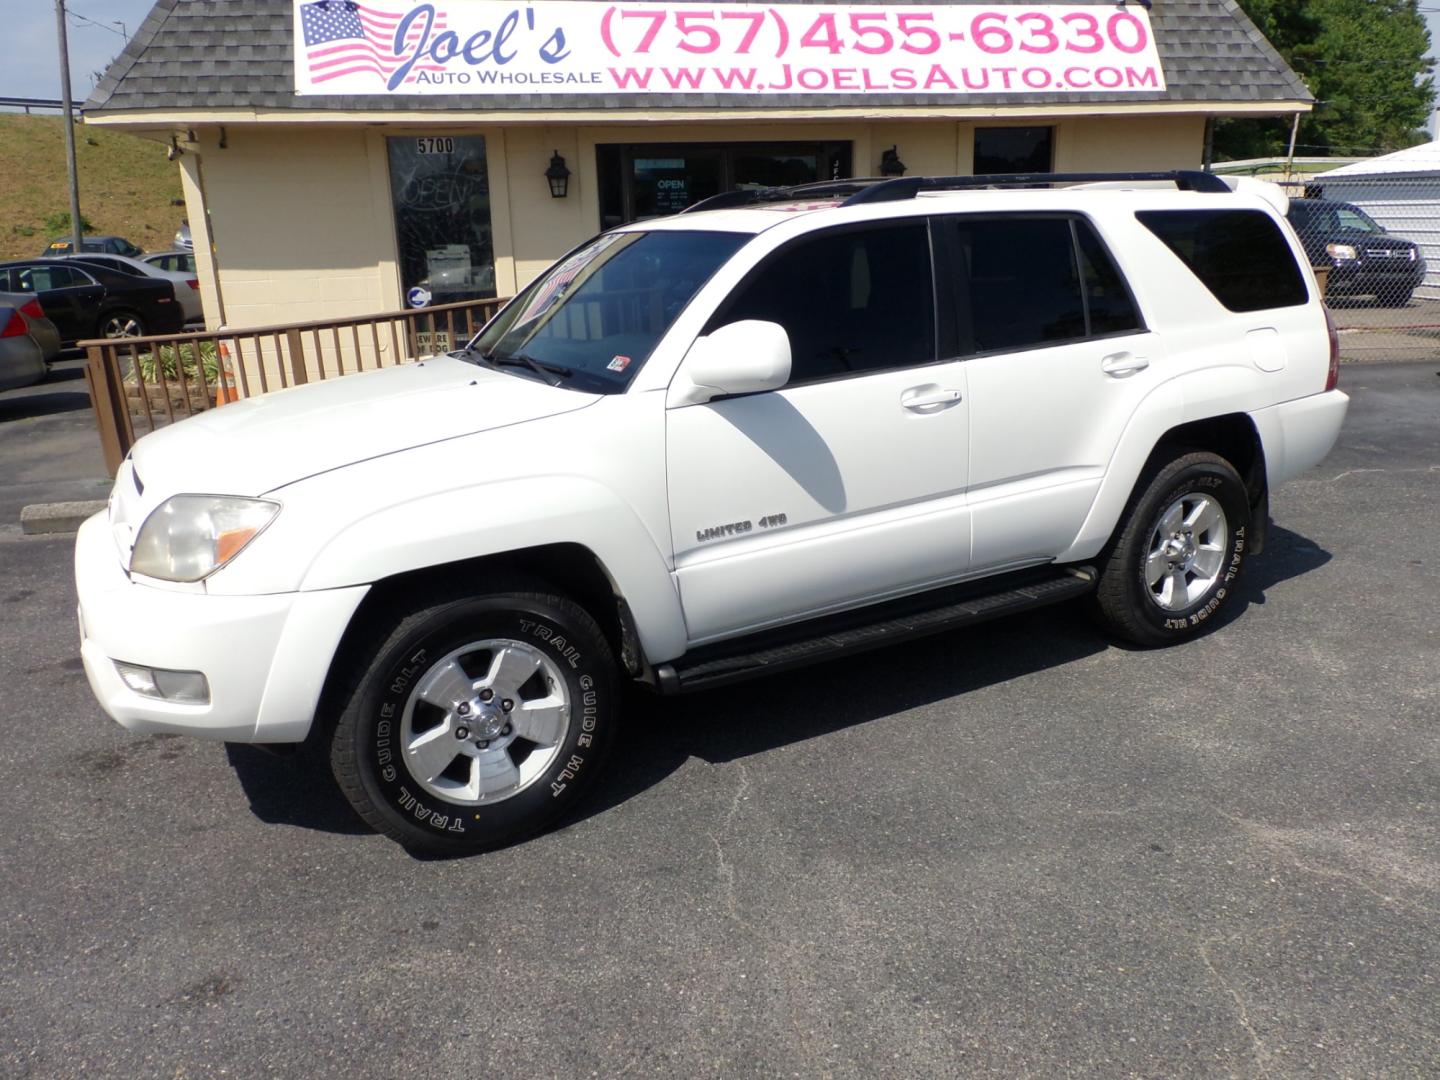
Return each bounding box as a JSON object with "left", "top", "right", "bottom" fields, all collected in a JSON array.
[
  {"left": 712, "top": 222, "right": 935, "bottom": 386},
  {"left": 1136, "top": 209, "right": 1308, "bottom": 313},
  {"left": 1074, "top": 220, "right": 1141, "bottom": 336},
  {"left": 944, "top": 217, "right": 1086, "bottom": 354},
  {"left": 1336, "top": 207, "right": 1378, "bottom": 233},
  {"left": 27, "top": 265, "right": 77, "bottom": 290}
]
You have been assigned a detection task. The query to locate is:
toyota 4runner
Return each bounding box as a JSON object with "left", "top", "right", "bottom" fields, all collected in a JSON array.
[{"left": 75, "top": 171, "right": 1349, "bottom": 853}]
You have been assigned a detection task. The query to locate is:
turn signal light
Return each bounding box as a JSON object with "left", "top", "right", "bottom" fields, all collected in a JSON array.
[{"left": 0, "top": 310, "right": 29, "bottom": 338}]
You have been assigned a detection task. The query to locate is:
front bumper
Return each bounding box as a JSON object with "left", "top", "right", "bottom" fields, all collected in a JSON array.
[{"left": 75, "top": 512, "right": 368, "bottom": 743}]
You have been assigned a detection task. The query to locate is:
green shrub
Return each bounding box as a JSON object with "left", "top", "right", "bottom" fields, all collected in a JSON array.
[{"left": 133, "top": 341, "right": 219, "bottom": 386}]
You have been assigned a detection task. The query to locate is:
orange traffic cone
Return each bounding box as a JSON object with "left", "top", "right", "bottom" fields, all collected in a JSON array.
[{"left": 214, "top": 342, "right": 235, "bottom": 407}]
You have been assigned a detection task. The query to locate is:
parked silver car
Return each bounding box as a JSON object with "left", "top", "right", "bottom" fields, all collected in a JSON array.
[
  {"left": 0, "top": 303, "right": 48, "bottom": 392},
  {"left": 141, "top": 250, "right": 197, "bottom": 276},
  {"left": 0, "top": 290, "right": 62, "bottom": 362}
]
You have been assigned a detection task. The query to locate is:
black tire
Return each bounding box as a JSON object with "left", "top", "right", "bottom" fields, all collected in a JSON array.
[
  {"left": 1091, "top": 451, "right": 1251, "bottom": 647},
  {"left": 98, "top": 309, "right": 146, "bottom": 339},
  {"left": 328, "top": 583, "right": 619, "bottom": 854}
]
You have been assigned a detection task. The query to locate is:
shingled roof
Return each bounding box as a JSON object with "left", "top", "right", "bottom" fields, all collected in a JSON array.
[{"left": 86, "top": 0, "right": 1312, "bottom": 114}]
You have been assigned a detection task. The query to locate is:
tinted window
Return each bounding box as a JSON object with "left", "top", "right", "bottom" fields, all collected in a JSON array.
[
  {"left": 944, "top": 217, "right": 1085, "bottom": 353},
  {"left": 474, "top": 229, "right": 747, "bottom": 393},
  {"left": 1136, "top": 209, "right": 1307, "bottom": 312},
  {"left": 712, "top": 222, "right": 935, "bottom": 386},
  {"left": 24, "top": 265, "right": 80, "bottom": 290},
  {"left": 1075, "top": 221, "right": 1141, "bottom": 336},
  {"left": 974, "top": 127, "right": 1054, "bottom": 174}
]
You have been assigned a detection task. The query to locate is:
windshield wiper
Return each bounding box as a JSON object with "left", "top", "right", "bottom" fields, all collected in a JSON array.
[{"left": 480, "top": 351, "right": 573, "bottom": 386}]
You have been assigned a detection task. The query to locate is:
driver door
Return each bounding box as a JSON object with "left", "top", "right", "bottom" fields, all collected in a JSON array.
[{"left": 666, "top": 219, "right": 971, "bottom": 644}]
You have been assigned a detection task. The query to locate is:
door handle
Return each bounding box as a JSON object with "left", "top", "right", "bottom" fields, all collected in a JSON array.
[
  {"left": 901, "top": 386, "right": 963, "bottom": 412},
  {"left": 1101, "top": 352, "right": 1150, "bottom": 377}
]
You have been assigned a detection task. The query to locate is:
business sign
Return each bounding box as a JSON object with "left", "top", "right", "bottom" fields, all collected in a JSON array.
[{"left": 294, "top": 1, "right": 1166, "bottom": 96}]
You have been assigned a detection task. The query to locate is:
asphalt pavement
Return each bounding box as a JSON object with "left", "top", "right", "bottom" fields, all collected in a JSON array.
[{"left": 0, "top": 362, "right": 1436, "bottom": 1078}]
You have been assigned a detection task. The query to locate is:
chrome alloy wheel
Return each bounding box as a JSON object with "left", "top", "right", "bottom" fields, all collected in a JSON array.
[
  {"left": 100, "top": 314, "right": 144, "bottom": 339},
  {"left": 400, "top": 639, "right": 571, "bottom": 805},
  {"left": 1144, "top": 493, "right": 1229, "bottom": 612}
]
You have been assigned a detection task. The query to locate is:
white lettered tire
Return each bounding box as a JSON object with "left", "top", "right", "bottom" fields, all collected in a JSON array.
[
  {"left": 1092, "top": 451, "right": 1251, "bottom": 647},
  {"left": 328, "top": 585, "right": 618, "bottom": 853}
]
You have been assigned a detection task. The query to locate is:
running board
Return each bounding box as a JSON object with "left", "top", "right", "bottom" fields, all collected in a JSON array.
[{"left": 654, "top": 566, "right": 1095, "bottom": 695}]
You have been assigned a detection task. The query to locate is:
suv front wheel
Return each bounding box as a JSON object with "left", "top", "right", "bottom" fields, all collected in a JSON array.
[
  {"left": 328, "top": 584, "right": 619, "bottom": 853},
  {"left": 1092, "top": 451, "right": 1251, "bottom": 647}
]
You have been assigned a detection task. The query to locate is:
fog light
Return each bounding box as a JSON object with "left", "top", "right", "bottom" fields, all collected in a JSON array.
[{"left": 114, "top": 661, "right": 210, "bottom": 704}]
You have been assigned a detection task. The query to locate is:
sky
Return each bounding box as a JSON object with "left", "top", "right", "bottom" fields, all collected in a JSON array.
[
  {"left": 2, "top": 0, "right": 1440, "bottom": 130},
  {"left": 0, "top": 0, "right": 158, "bottom": 101}
]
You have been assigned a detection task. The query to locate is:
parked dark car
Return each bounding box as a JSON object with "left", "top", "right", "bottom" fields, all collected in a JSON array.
[
  {"left": 0, "top": 303, "right": 48, "bottom": 392},
  {"left": 1286, "top": 198, "right": 1426, "bottom": 307},
  {"left": 40, "top": 235, "right": 144, "bottom": 258},
  {"left": 0, "top": 260, "right": 184, "bottom": 343},
  {"left": 0, "top": 290, "right": 62, "bottom": 361}
]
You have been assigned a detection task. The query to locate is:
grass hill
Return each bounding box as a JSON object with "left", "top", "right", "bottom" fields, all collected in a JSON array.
[{"left": 0, "top": 112, "right": 184, "bottom": 261}]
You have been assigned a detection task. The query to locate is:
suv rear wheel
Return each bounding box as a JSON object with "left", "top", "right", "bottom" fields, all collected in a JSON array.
[
  {"left": 1092, "top": 451, "right": 1251, "bottom": 647},
  {"left": 328, "top": 583, "right": 618, "bottom": 853}
]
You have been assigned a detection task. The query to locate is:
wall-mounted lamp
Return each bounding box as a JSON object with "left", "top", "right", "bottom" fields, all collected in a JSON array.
[
  {"left": 218, "top": 125, "right": 228, "bottom": 150},
  {"left": 879, "top": 145, "right": 907, "bottom": 177},
  {"left": 545, "top": 151, "right": 571, "bottom": 198}
]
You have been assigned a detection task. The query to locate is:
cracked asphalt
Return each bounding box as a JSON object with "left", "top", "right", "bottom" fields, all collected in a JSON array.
[{"left": 1, "top": 362, "right": 1437, "bottom": 1078}]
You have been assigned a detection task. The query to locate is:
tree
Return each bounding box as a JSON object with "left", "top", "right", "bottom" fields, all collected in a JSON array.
[{"left": 1216, "top": 0, "right": 1435, "bottom": 160}]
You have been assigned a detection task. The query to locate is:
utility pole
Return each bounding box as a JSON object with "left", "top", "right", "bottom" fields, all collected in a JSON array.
[{"left": 54, "top": 0, "right": 84, "bottom": 254}]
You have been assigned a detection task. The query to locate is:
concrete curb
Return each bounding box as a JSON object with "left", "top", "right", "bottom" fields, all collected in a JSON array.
[{"left": 20, "top": 501, "right": 107, "bottom": 535}]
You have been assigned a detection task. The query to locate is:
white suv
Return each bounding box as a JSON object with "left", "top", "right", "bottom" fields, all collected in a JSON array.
[{"left": 75, "top": 171, "right": 1349, "bottom": 853}]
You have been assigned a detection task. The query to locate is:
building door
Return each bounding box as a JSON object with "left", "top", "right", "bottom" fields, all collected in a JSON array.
[{"left": 598, "top": 141, "right": 853, "bottom": 228}]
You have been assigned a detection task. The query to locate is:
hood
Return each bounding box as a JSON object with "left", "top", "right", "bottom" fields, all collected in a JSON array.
[{"left": 129, "top": 355, "right": 598, "bottom": 497}]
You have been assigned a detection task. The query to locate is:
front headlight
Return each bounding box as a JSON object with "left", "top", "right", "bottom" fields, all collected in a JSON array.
[
  {"left": 1327, "top": 243, "right": 1358, "bottom": 261},
  {"left": 130, "top": 495, "right": 280, "bottom": 582}
]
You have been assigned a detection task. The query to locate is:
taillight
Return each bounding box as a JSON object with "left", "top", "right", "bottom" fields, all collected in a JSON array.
[
  {"left": 1323, "top": 306, "right": 1340, "bottom": 391},
  {"left": 19, "top": 298, "right": 45, "bottom": 320},
  {"left": 1, "top": 310, "right": 29, "bottom": 338},
  {"left": 186, "top": 279, "right": 199, "bottom": 290}
]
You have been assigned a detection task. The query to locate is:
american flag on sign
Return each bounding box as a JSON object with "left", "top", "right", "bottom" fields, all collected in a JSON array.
[{"left": 299, "top": 1, "right": 446, "bottom": 86}]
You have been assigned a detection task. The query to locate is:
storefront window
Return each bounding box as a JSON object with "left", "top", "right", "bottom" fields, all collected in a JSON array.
[
  {"left": 387, "top": 135, "right": 496, "bottom": 308},
  {"left": 598, "top": 142, "right": 852, "bottom": 229},
  {"left": 973, "top": 127, "right": 1054, "bottom": 175}
]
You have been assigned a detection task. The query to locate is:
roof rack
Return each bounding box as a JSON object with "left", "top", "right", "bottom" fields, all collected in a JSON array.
[
  {"left": 844, "top": 170, "right": 1231, "bottom": 204},
  {"left": 681, "top": 170, "right": 1230, "bottom": 214},
  {"left": 680, "top": 177, "right": 892, "bottom": 214}
]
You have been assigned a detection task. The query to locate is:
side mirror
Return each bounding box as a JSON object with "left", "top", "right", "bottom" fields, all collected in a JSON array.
[{"left": 668, "top": 320, "right": 792, "bottom": 407}]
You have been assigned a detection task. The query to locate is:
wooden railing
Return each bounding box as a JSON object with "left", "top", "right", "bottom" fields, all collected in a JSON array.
[{"left": 82, "top": 297, "right": 507, "bottom": 475}]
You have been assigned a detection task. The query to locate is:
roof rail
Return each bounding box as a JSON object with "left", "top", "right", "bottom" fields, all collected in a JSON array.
[
  {"left": 842, "top": 170, "right": 1230, "bottom": 205},
  {"left": 680, "top": 177, "right": 891, "bottom": 214}
]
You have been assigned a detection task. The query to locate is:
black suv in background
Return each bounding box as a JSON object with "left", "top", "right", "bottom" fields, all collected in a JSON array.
[{"left": 1286, "top": 198, "right": 1426, "bottom": 307}]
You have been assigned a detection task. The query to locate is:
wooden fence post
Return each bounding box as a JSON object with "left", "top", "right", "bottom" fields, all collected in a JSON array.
[
  {"left": 285, "top": 327, "right": 308, "bottom": 386},
  {"left": 84, "top": 344, "right": 128, "bottom": 476}
]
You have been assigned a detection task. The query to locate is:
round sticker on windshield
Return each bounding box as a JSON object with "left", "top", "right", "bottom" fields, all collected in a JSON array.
[{"left": 407, "top": 286, "right": 432, "bottom": 309}]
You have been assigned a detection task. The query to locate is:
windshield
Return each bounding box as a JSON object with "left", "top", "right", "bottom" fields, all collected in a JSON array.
[{"left": 469, "top": 229, "right": 747, "bottom": 393}]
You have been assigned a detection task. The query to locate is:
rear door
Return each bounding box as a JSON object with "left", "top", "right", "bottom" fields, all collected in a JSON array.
[
  {"left": 933, "top": 214, "right": 1157, "bottom": 570},
  {"left": 10, "top": 263, "right": 103, "bottom": 341},
  {"left": 665, "top": 219, "right": 972, "bottom": 643}
]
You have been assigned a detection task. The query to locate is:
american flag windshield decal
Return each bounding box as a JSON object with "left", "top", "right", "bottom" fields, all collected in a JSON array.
[{"left": 299, "top": 1, "right": 446, "bottom": 86}]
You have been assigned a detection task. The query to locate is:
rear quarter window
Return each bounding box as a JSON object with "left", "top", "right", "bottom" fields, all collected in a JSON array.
[{"left": 1136, "top": 209, "right": 1308, "bottom": 313}]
